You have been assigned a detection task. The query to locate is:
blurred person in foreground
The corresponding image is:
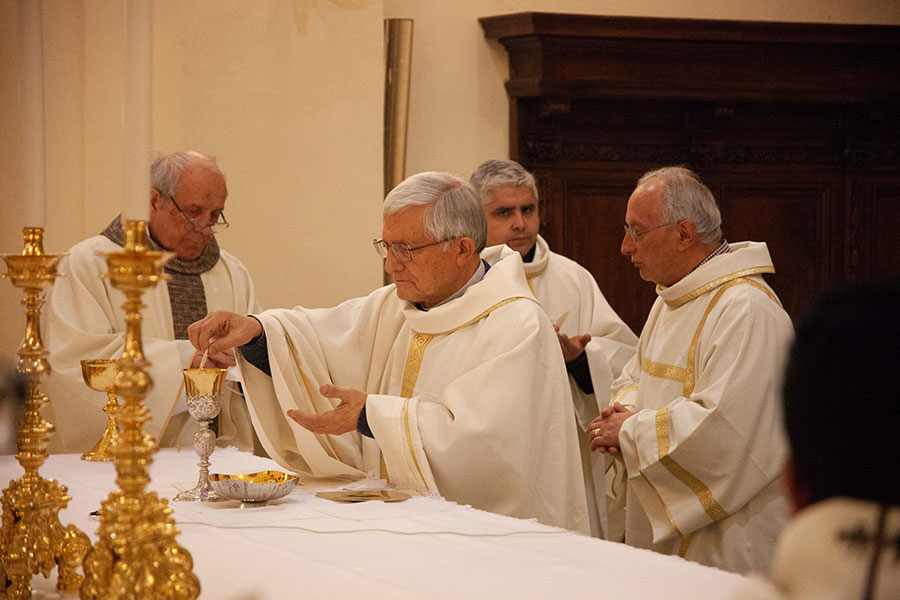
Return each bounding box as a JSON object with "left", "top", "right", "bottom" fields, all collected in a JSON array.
[{"left": 733, "top": 280, "right": 900, "bottom": 600}]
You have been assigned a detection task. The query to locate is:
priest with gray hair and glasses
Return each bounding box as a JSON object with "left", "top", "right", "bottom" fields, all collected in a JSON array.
[
  {"left": 44, "top": 151, "right": 260, "bottom": 453},
  {"left": 189, "top": 171, "right": 590, "bottom": 533}
]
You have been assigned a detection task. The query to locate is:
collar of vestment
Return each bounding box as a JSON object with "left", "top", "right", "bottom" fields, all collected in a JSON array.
[
  {"left": 401, "top": 248, "right": 537, "bottom": 335},
  {"left": 480, "top": 234, "right": 550, "bottom": 279},
  {"left": 657, "top": 241, "right": 776, "bottom": 308},
  {"left": 101, "top": 214, "right": 221, "bottom": 274},
  {"left": 767, "top": 497, "right": 900, "bottom": 600}
]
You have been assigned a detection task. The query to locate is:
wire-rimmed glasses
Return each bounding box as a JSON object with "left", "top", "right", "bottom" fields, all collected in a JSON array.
[
  {"left": 167, "top": 194, "right": 229, "bottom": 234},
  {"left": 373, "top": 238, "right": 449, "bottom": 262}
]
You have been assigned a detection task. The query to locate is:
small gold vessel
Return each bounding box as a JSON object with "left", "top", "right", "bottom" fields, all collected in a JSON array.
[{"left": 80, "top": 359, "right": 119, "bottom": 461}]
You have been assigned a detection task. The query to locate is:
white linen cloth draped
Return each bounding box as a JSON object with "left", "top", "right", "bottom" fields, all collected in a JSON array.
[{"left": 0, "top": 449, "right": 748, "bottom": 599}]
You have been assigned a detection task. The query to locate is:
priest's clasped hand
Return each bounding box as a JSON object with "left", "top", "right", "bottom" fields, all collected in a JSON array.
[
  {"left": 588, "top": 402, "right": 633, "bottom": 454},
  {"left": 188, "top": 310, "right": 263, "bottom": 355},
  {"left": 287, "top": 384, "right": 367, "bottom": 435}
]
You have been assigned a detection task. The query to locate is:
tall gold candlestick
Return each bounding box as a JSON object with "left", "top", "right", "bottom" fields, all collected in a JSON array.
[
  {"left": 0, "top": 227, "right": 92, "bottom": 599},
  {"left": 79, "top": 221, "right": 199, "bottom": 599}
]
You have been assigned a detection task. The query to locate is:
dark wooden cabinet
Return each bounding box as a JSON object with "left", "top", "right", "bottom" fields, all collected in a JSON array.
[{"left": 481, "top": 13, "right": 900, "bottom": 333}]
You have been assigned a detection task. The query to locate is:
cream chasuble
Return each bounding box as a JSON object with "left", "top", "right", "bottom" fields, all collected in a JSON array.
[
  {"left": 606, "top": 241, "right": 793, "bottom": 573},
  {"left": 483, "top": 236, "right": 638, "bottom": 537},
  {"left": 238, "top": 251, "right": 590, "bottom": 533},
  {"left": 43, "top": 234, "right": 260, "bottom": 453}
]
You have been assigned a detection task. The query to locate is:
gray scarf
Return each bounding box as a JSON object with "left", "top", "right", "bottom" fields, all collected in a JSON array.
[{"left": 101, "top": 216, "right": 220, "bottom": 339}]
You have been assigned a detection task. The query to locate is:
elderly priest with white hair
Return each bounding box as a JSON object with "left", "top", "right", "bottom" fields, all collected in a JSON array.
[
  {"left": 590, "top": 166, "right": 793, "bottom": 573},
  {"left": 44, "top": 151, "right": 259, "bottom": 453},
  {"left": 189, "top": 171, "right": 590, "bottom": 533}
]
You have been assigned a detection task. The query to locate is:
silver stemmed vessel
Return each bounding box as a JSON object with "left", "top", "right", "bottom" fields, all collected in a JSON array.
[{"left": 174, "top": 367, "right": 228, "bottom": 502}]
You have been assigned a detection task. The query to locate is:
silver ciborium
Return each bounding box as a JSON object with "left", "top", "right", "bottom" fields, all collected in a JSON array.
[
  {"left": 174, "top": 367, "right": 227, "bottom": 502},
  {"left": 80, "top": 359, "right": 120, "bottom": 461}
]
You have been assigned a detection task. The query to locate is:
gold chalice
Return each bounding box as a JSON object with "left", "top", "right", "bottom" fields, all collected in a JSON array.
[
  {"left": 80, "top": 358, "right": 120, "bottom": 461},
  {"left": 175, "top": 367, "right": 228, "bottom": 502}
]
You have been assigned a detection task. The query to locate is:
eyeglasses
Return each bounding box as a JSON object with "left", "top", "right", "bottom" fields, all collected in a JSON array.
[
  {"left": 372, "top": 238, "right": 450, "bottom": 262},
  {"left": 623, "top": 222, "right": 680, "bottom": 242},
  {"left": 167, "top": 194, "right": 229, "bottom": 234}
]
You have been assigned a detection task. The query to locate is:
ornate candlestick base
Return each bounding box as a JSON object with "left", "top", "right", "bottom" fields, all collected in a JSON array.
[
  {"left": 174, "top": 368, "right": 227, "bottom": 503},
  {"left": 80, "top": 359, "right": 120, "bottom": 462},
  {"left": 80, "top": 221, "right": 200, "bottom": 599},
  {"left": 0, "top": 227, "right": 92, "bottom": 599}
]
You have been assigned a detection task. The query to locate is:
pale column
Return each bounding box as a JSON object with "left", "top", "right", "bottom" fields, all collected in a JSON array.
[
  {"left": 18, "top": 0, "right": 46, "bottom": 228},
  {"left": 121, "top": 0, "right": 151, "bottom": 222}
]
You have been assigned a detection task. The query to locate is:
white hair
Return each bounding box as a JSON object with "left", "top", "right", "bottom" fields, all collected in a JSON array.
[
  {"left": 637, "top": 166, "right": 722, "bottom": 244},
  {"left": 151, "top": 151, "right": 225, "bottom": 200},
  {"left": 469, "top": 159, "right": 538, "bottom": 207},
  {"left": 383, "top": 172, "right": 488, "bottom": 252}
]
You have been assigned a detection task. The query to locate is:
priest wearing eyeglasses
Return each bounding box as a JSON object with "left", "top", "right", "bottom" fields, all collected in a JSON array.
[
  {"left": 44, "top": 151, "right": 260, "bottom": 453},
  {"left": 590, "top": 166, "right": 793, "bottom": 573},
  {"left": 189, "top": 171, "right": 590, "bottom": 533}
]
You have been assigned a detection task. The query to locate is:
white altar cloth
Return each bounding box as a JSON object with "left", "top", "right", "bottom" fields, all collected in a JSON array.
[{"left": 1, "top": 448, "right": 746, "bottom": 598}]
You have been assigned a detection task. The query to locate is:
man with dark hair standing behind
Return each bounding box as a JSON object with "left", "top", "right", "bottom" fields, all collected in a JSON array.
[
  {"left": 733, "top": 281, "right": 900, "bottom": 599},
  {"left": 44, "top": 151, "right": 259, "bottom": 453},
  {"left": 472, "top": 159, "right": 637, "bottom": 537}
]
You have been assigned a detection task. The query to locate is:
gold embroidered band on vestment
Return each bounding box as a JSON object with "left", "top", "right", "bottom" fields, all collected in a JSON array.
[
  {"left": 635, "top": 275, "right": 783, "bottom": 547},
  {"left": 665, "top": 266, "right": 776, "bottom": 308},
  {"left": 397, "top": 297, "right": 527, "bottom": 488}
]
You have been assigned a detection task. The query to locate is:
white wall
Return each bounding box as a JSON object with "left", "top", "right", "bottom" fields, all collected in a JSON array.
[
  {"left": 1, "top": 0, "right": 384, "bottom": 355},
  {"left": 2, "top": 0, "right": 898, "bottom": 358}
]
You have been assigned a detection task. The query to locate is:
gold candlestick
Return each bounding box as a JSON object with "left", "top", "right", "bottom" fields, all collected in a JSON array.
[
  {"left": 80, "top": 221, "right": 200, "bottom": 599},
  {"left": 80, "top": 359, "right": 120, "bottom": 462},
  {"left": 0, "top": 227, "right": 92, "bottom": 599}
]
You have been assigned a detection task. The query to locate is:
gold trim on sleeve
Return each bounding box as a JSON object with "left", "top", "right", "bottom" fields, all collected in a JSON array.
[
  {"left": 614, "top": 384, "right": 639, "bottom": 405},
  {"left": 655, "top": 405, "right": 729, "bottom": 522},
  {"left": 641, "top": 472, "right": 684, "bottom": 538}
]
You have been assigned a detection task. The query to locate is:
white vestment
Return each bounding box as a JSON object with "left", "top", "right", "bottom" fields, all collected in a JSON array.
[
  {"left": 483, "top": 235, "right": 638, "bottom": 537},
  {"left": 607, "top": 241, "right": 793, "bottom": 573},
  {"left": 731, "top": 498, "right": 900, "bottom": 600},
  {"left": 238, "top": 251, "right": 590, "bottom": 533},
  {"left": 43, "top": 234, "right": 260, "bottom": 453}
]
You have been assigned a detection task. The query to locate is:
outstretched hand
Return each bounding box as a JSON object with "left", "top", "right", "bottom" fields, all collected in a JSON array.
[
  {"left": 588, "top": 402, "right": 633, "bottom": 454},
  {"left": 287, "top": 384, "right": 367, "bottom": 435},
  {"left": 555, "top": 326, "right": 591, "bottom": 362},
  {"left": 188, "top": 310, "right": 263, "bottom": 356}
]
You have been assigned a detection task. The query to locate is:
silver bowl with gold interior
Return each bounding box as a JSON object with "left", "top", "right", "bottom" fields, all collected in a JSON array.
[{"left": 208, "top": 470, "right": 299, "bottom": 504}]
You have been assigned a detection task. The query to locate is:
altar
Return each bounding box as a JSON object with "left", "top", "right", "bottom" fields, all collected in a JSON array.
[{"left": 1, "top": 448, "right": 748, "bottom": 599}]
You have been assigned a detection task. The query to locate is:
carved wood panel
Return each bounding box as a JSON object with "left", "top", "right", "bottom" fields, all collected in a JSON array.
[{"left": 483, "top": 13, "right": 900, "bottom": 331}]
